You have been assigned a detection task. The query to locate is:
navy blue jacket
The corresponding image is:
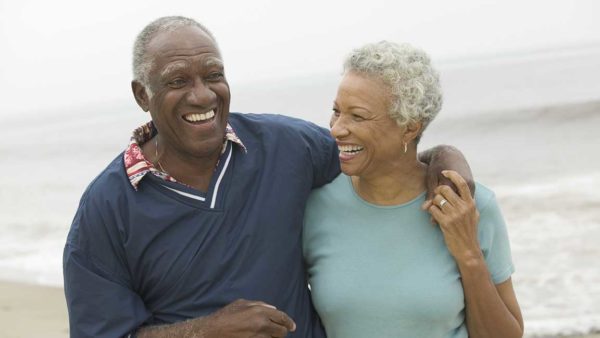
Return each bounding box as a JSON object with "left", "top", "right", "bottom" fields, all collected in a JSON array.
[{"left": 63, "top": 113, "right": 340, "bottom": 337}]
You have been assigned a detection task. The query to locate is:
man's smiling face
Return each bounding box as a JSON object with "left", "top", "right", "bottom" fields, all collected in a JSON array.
[{"left": 143, "top": 25, "right": 230, "bottom": 161}]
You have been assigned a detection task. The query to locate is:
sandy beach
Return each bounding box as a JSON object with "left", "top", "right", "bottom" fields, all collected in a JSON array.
[
  {"left": 0, "top": 280, "right": 597, "bottom": 338},
  {"left": 0, "top": 281, "right": 69, "bottom": 338}
]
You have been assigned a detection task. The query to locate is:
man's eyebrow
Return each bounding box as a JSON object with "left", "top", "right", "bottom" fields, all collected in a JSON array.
[
  {"left": 205, "top": 56, "right": 224, "bottom": 68},
  {"left": 160, "top": 62, "right": 188, "bottom": 78},
  {"left": 160, "top": 57, "right": 224, "bottom": 78}
]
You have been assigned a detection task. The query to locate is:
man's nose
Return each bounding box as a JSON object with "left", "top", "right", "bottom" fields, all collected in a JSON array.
[{"left": 187, "top": 80, "right": 215, "bottom": 105}]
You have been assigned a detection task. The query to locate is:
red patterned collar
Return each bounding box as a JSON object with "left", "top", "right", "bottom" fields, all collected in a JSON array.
[{"left": 123, "top": 121, "right": 246, "bottom": 190}]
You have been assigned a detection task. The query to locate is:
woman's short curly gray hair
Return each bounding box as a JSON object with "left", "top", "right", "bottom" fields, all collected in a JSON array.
[
  {"left": 343, "top": 41, "right": 442, "bottom": 141},
  {"left": 132, "top": 16, "right": 218, "bottom": 86}
]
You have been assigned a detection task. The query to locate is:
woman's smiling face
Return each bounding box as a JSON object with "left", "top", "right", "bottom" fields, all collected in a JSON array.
[{"left": 330, "top": 71, "right": 407, "bottom": 179}]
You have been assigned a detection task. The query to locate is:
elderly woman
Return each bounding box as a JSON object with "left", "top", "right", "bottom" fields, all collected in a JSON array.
[{"left": 303, "top": 41, "right": 523, "bottom": 338}]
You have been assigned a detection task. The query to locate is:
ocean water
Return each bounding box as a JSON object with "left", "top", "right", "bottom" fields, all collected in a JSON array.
[
  {"left": 496, "top": 174, "right": 600, "bottom": 335},
  {"left": 1, "top": 48, "right": 599, "bottom": 336},
  {"left": 420, "top": 102, "right": 600, "bottom": 336}
]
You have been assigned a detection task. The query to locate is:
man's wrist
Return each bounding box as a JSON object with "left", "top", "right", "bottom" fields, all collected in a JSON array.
[{"left": 136, "top": 316, "right": 210, "bottom": 338}]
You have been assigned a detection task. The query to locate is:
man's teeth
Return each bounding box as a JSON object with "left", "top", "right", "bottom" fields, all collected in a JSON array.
[
  {"left": 338, "top": 145, "right": 364, "bottom": 153},
  {"left": 184, "top": 110, "right": 215, "bottom": 122}
]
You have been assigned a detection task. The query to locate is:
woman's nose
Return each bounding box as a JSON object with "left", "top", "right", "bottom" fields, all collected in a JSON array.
[{"left": 330, "top": 115, "right": 349, "bottom": 139}]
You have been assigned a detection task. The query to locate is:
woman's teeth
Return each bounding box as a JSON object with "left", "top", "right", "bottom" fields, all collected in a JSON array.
[
  {"left": 183, "top": 110, "right": 215, "bottom": 122},
  {"left": 338, "top": 145, "right": 364, "bottom": 154}
]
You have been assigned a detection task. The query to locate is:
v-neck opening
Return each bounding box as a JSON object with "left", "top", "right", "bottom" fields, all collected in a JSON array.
[{"left": 143, "top": 141, "right": 234, "bottom": 210}]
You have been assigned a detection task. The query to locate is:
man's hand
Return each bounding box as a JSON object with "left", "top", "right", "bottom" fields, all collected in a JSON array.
[
  {"left": 137, "top": 299, "right": 296, "bottom": 338},
  {"left": 419, "top": 145, "right": 474, "bottom": 211},
  {"left": 206, "top": 299, "right": 296, "bottom": 337}
]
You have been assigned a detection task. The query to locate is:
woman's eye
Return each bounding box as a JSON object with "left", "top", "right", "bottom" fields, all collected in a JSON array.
[
  {"left": 332, "top": 109, "right": 340, "bottom": 117},
  {"left": 352, "top": 114, "right": 365, "bottom": 121}
]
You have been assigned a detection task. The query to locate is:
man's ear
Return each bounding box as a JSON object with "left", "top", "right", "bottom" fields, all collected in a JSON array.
[{"left": 132, "top": 80, "right": 150, "bottom": 112}]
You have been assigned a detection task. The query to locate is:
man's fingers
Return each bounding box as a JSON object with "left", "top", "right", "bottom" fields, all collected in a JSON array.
[
  {"left": 267, "top": 324, "right": 291, "bottom": 338},
  {"left": 247, "top": 302, "right": 277, "bottom": 310},
  {"left": 442, "top": 170, "right": 472, "bottom": 200},
  {"left": 269, "top": 310, "right": 296, "bottom": 332},
  {"left": 246, "top": 302, "right": 295, "bottom": 335},
  {"left": 214, "top": 300, "right": 295, "bottom": 337},
  {"left": 247, "top": 302, "right": 295, "bottom": 332}
]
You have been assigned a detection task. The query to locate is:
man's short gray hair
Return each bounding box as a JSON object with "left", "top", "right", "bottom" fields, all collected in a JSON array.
[
  {"left": 132, "top": 16, "right": 218, "bottom": 86},
  {"left": 343, "top": 41, "right": 442, "bottom": 141}
]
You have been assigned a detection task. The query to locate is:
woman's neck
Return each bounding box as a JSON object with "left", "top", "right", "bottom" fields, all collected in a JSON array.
[{"left": 351, "top": 160, "right": 428, "bottom": 206}]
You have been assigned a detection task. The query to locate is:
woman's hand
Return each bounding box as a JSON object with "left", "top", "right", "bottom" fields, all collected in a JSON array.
[
  {"left": 428, "top": 170, "right": 481, "bottom": 263},
  {"left": 429, "top": 171, "right": 524, "bottom": 338}
]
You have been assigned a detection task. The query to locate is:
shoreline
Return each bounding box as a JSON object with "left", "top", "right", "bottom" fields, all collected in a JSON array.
[{"left": 0, "top": 280, "right": 598, "bottom": 338}]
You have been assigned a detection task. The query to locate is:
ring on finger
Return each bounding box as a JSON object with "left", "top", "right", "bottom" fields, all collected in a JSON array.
[{"left": 439, "top": 199, "right": 448, "bottom": 208}]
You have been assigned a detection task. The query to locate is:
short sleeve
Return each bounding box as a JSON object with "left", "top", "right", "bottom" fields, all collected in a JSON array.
[
  {"left": 63, "top": 190, "right": 151, "bottom": 337},
  {"left": 476, "top": 190, "right": 515, "bottom": 284},
  {"left": 302, "top": 122, "right": 341, "bottom": 188}
]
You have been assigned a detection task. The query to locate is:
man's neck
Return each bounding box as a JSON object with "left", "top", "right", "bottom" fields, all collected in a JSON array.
[{"left": 142, "top": 136, "right": 222, "bottom": 192}]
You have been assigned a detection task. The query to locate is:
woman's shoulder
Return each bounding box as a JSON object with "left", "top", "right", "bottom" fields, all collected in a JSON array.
[
  {"left": 305, "top": 174, "right": 356, "bottom": 220},
  {"left": 472, "top": 182, "right": 508, "bottom": 236},
  {"left": 307, "top": 174, "right": 348, "bottom": 204},
  {"left": 473, "top": 182, "right": 498, "bottom": 212},
  {"left": 472, "top": 182, "right": 508, "bottom": 237},
  {"left": 472, "top": 182, "right": 515, "bottom": 283}
]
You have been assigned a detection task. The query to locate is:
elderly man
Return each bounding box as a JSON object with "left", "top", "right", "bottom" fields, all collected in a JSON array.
[{"left": 63, "top": 16, "right": 472, "bottom": 337}]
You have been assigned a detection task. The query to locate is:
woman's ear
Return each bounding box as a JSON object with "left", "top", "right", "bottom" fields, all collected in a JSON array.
[{"left": 404, "top": 121, "right": 423, "bottom": 144}]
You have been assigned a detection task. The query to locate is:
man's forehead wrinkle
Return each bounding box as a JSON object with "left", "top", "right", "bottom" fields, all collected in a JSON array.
[{"left": 160, "top": 45, "right": 221, "bottom": 58}]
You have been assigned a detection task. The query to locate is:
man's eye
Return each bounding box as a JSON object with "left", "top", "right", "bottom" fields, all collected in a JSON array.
[
  {"left": 168, "top": 79, "right": 186, "bottom": 88},
  {"left": 206, "top": 72, "right": 224, "bottom": 81},
  {"left": 332, "top": 108, "right": 340, "bottom": 117},
  {"left": 352, "top": 114, "right": 365, "bottom": 121}
]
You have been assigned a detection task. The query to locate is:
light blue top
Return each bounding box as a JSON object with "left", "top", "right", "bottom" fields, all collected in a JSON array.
[{"left": 303, "top": 174, "right": 514, "bottom": 338}]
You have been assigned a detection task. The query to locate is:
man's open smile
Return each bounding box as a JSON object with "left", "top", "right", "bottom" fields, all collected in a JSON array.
[{"left": 182, "top": 109, "right": 216, "bottom": 124}]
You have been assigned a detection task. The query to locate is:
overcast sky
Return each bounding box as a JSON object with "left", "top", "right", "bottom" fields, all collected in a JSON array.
[{"left": 1, "top": 0, "right": 599, "bottom": 118}]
